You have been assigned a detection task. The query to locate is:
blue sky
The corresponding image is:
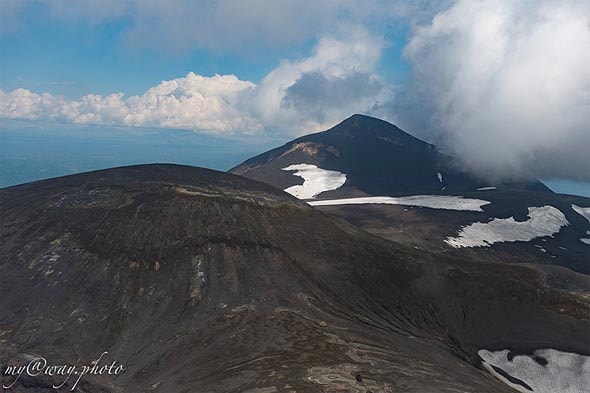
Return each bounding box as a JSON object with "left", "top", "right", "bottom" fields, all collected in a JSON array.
[
  {"left": 0, "top": 1, "right": 410, "bottom": 99},
  {"left": 0, "top": 0, "right": 589, "bottom": 195},
  {"left": 1, "top": 6, "right": 290, "bottom": 97}
]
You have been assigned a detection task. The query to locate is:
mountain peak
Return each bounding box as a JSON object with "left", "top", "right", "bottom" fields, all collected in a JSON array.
[
  {"left": 231, "top": 114, "right": 551, "bottom": 197},
  {"left": 323, "top": 114, "right": 427, "bottom": 145},
  {"left": 334, "top": 113, "right": 397, "bottom": 128},
  {"left": 342, "top": 113, "right": 378, "bottom": 123}
]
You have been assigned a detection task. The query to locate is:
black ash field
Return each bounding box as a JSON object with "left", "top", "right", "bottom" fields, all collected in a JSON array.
[{"left": 0, "top": 162, "right": 588, "bottom": 392}]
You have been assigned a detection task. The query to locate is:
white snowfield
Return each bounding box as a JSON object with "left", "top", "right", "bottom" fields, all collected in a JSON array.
[
  {"left": 581, "top": 230, "right": 590, "bottom": 245},
  {"left": 445, "top": 206, "right": 568, "bottom": 248},
  {"left": 572, "top": 204, "right": 590, "bottom": 224},
  {"left": 476, "top": 186, "right": 497, "bottom": 191},
  {"left": 437, "top": 172, "right": 443, "bottom": 183},
  {"left": 478, "top": 349, "right": 590, "bottom": 393},
  {"left": 308, "top": 195, "right": 490, "bottom": 212},
  {"left": 282, "top": 164, "right": 347, "bottom": 199}
]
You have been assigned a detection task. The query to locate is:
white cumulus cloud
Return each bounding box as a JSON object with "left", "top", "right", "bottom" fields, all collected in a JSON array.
[
  {"left": 0, "top": 73, "right": 261, "bottom": 134},
  {"left": 403, "top": 0, "right": 590, "bottom": 181},
  {"left": 248, "top": 31, "right": 390, "bottom": 134},
  {"left": 0, "top": 34, "right": 388, "bottom": 136}
]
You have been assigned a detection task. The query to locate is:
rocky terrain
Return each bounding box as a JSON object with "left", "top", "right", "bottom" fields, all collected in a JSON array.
[
  {"left": 231, "top": 114, "right": 590, "bottom": 275},
  {"left": 1, "top": 164, "right": 588, "bottom": 392}
]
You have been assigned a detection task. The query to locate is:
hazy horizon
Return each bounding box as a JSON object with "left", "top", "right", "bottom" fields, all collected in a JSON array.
[{"left": 2, "top": 120, "right": 588, "bottom": 197}]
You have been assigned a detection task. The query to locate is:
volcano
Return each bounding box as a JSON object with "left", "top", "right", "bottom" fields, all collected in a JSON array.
[
  {"left": 230, "top": 114, "right": 550, "bottom": 196},
  {"left": 231, "top": 114, "right": 590, "bottom": 274},
  {"left": 0, "top": 164, "right": 588, "bottom": 392}
]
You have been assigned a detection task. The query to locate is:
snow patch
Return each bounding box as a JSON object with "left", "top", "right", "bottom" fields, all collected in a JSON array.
[
  {"left": 581, "top": 230, "right": 590, "bottom": 245},
  {"left": 308, "top": 195, "right": 490, "bottom": 212},
  {"left": 477, "top": 186, "right": 497, "bottom": 191},
  {"left": 437, "top": 172, "right": 443, "bottom": 183},
  {"left": 445, "top": 206, "right": 568, "bottom": 248},
  {"left": 282, "top": 164, "right": 346, "bottom": 199},
  {"left": 478, "top": 349, "right": 590, "bottom": 393},
  {"left": 572, "top": 204, "right": 590, "bottom": 224}
]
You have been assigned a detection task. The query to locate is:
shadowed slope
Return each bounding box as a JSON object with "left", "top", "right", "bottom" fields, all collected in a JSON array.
[
  {"left": 0, "top": 164, "right": 587, "bottom": 392},
  {"left": 231, "top": 115, "right": 589, "bottom": 274}
]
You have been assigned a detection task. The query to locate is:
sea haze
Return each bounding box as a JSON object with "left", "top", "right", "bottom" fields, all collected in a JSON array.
[{"left": 0, "top": 120, "right": 281, "bottom": 188}]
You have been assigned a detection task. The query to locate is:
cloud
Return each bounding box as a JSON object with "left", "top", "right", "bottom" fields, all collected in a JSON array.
[
  {"left": 403, "top": 0, "right": 590, "bottom": 181},
  {"left": 0, "top": 34, "right": 388, "bottom": 135},
  {"left": 122, "top": 0, "right": 347, "bottom": 53},
  {"left": 0, "top": 0, "right": 401, "bottom": 51},
  {"left": 0, "top": 89, "right": 77, "bottom": 121},
  {"left": 0, "top": 1, "right": 450, "bottom": 52},
  {"left": 0, "top": 74, "right": 260, "bottom": 134},
  {"left": 246, "top": 32, "right": 390, "bottom": 133},
  {"left": 282, "top": 71, "right": 383, "bottom": 122}
]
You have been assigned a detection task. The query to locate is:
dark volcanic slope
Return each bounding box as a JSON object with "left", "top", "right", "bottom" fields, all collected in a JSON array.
[
  {"left": 318, "top": 189, "right": 590, "bottom": 275},
  {"left": 231, "top": 114, "right": 549, "bottom": 196},
  {"left": 230, "top": 115, "right": 589, "bottom": 274},
  {"left": 0, "top": 164, "right": 588, "bottom": 392}
]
